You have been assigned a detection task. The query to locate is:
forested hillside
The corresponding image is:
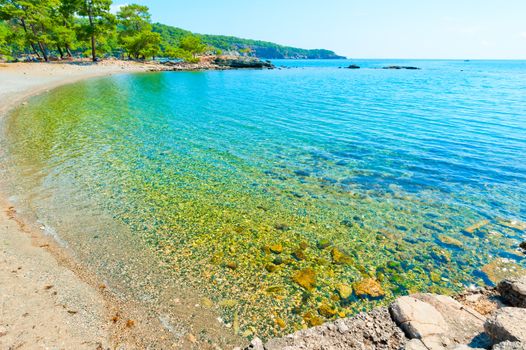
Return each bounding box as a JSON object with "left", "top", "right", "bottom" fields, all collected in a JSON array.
[
  {"left": 152, "top": 23, "right": 345, "bottom": 59},
  {"left": 0, "top": 0, "right": 344, "bottom": 62}
]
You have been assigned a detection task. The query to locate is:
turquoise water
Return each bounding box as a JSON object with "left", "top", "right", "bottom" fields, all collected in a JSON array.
[{"left": 2, "top": 59, "right": 526, "bottom": 339}]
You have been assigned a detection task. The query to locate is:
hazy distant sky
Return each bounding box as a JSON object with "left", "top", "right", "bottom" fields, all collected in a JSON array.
[{"left": 112, "top": 0, "right": 526, "bottom": 59}]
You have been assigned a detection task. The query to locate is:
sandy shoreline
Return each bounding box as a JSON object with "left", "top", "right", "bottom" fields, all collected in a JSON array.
[{"left": 0, "top": 62, "right": 171, "bottom": 349}]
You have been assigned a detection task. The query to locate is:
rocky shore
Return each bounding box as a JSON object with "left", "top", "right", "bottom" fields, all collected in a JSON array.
[
  {"left": 151, "top": 55, "right": 274, "bottom": 71},
  {"left": 240, "top": 276, "right": 526, "bottom": 350}
]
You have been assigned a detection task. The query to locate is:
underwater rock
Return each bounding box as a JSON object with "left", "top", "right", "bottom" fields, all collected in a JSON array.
[
  {"left": 497, "top": 219, "right": 526, "bottom": 231},
  {"left": 274, "top": 223, "right": 290, "bottom": 231},
  {"left": 336, "top": 284, "right": 353, "bottom": 299},
  {"left": 292, "top": 249, "right": 307, "bottom": 261},
  {"left": 331, "top": 247, "right": 353, "bottom": 265},
  {"left": 219, "top": 299, "right": 238, "bottom": 308},
  {"left": 293, "top": 268, "right": 317, "bottom": 291},
  {"left": 520, "top": 242, "right": 526, "bottom": 251},
  {"left": 294, "top": 170, "right": 310, "bottom": 177},
  {"left": 265, "top": 264, "right": 278, "bottom": 273},
  {"left": 318, "top": 303, "right": 338, "bottom": 318},
  {"left": 226, "top": 261, "right": 238, "bottom": 270},
  {"left": 317, "top": 239, "right": 332, "bottom": 250},
  {"left": 481, "top": 259, "right": 526, "bottom": 284},
  {"left": 430, "top": 272, "right": 441, "bottom": 283},
  {"left": 275, "top": 317, "right": 286, "bottom": 329},
  {"left": 269, "top": 244, "right": 283, "bottom": 254},
  {"left": 438, "top": 235, "right": 464, "bottom": 248},
  {"left": 273, "top": 256, "right": 284, "bottom": 265},
  {"left": 303, "top": 311, "right": 324, "bottom": 327},
  {"left": 265, "top": 286, "right": 285, "bottom": 295},
  {"left": 201, "top": 297, "right": 214, "bottom": 309},
  {"left": 464, "top": 220, "right": 490, "bottom": 234},
  {"left": 353, "top": 278, "right": 385, "bottom": 298}
]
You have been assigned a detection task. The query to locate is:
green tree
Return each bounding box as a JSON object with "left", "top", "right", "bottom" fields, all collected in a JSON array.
[
  {"left": 179, "top": 34, "right": 207, "bottom": 58},
  {"left": 75, "top": 0, "right": 114, "bottom": 61},
  {"left": 117, "top": 4, "right": 160, "bottom": 59},
  {"left": 50, "top": 0, "right": 79, "bottom": 58},
  {"left": 0, "top": 0, "right": 61, "bottom": 61}
]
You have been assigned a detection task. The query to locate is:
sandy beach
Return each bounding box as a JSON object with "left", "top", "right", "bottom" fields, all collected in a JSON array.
[{"left": 0, "top": 61, "right": 163, "bottom": 350}]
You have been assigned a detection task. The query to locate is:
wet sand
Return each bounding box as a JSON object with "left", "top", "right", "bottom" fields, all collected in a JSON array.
[{"left": 0, "top": 61, "right": 184, "bottom": 349}]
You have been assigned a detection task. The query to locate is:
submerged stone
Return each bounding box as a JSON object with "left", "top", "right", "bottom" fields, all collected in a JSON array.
[
  {"left": 273, "top": 256, "right": 284, "bottom": 265},
  {"left": 274, "top": 223, "right": 290, "bottom": 231},
  {"left": 318, "top": 303, "right": 337, "bottom": 318},
  {"left": 292, "top": 249, "right": 307, "bottom": 261},
  {"left": 265, "top": 263, "right": 278, "bottom": 273},
  {"left": 269, "top": 244, "right": 283, "bottom": 254},
  {"left": 430, "top": 271, "right": 441, "bottom": 283},
  {"left": 293, "top": 268, "right": 317, "bottom": 291},
  {"left": 438, "top": 234, "right": 464, "bottom": 248},
  {"left": 354, "top": 278, "right": 385, "bottom": 298},
  {"left": 331, "top": 247, "right": 353, "bottom": 265},
  {"left": 317, "top": 239, "right": 332, "bottom": 250},
  {"left": 219, "top": 299, "right": 238, "bottom": 308},
  {"left": 481, "top": 258, "right": 526, "bottom": 284},
  {"left": 275, "top": 317, "right": 286, "bottom": 329},
  {"left": 464, "top": 220, "right": 490, "bottom": 234},
  {"left": 226, "top": 261, "right": 238, "bottom": 270},
  {"left": 294, "top": 170, "right": 310, "bottom": 177},
  {"left": 303, "top": 311, "right": 324, "bottom": 327},
  {"left": 336, "top": 284, "right": 353, "bottom": 299},
  {"left": 497, "top": 218, "right": 526, "bottom": 231}
]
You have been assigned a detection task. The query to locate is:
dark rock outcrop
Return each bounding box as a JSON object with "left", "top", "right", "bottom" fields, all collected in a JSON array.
[
  {"left": 347, "top": 64, "right": 360, "bottom": 69},
  {"left": 383, "top": 65, "right": 421, "bottom": 70},
  {"left": 214, "top": 57, "right": 274, "bottom": 69}
]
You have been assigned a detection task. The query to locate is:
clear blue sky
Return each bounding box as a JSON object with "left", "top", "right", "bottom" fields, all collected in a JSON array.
[{"left": 112, "top": 0, "right": 526, "bottom": 59}]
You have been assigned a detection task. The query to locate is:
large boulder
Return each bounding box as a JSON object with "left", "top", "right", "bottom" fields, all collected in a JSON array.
[
  {"left": 389, "top": 296, "right": 448, "bottom": 339},
  {"left": 412, "top": 294, "right": 490, "bottom": 348},
  {"left": 484, "top": 307, "right": 526, "bottom": 343},
  {"left": 214, "top": 56, "right": 274, "bottom": 69},
  {"left": 498, "top": 277, "right": 526, "bottom": 308}
]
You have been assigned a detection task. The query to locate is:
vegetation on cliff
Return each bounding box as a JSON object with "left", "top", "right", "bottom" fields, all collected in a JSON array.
[{"left": 0, "top": 0, "right": 343, "bottom": 62}]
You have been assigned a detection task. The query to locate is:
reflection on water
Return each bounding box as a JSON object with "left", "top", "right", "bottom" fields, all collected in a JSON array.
[{"left": 1, "top": 60, "right": 526, "bottom": 339}]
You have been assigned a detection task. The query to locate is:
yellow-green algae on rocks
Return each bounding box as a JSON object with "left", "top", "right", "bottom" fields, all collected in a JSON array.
[{"left": 1, "top": 66, "right": 526, "bottom": 339}]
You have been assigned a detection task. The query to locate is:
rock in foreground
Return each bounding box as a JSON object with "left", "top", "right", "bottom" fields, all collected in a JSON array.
[
  {"left": 263, "top": 307, "right": 405, "bottom": 350},
  {"left": 498, "top": 277, "right": 526, "bottom": 308},
  {"left": 484, "top": 307, "right": 526, "bottom": 344}
]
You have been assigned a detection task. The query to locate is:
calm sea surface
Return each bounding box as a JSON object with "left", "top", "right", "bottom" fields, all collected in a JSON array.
[{"left": 1, "top": 59, "right": 526, "bottom": 339}]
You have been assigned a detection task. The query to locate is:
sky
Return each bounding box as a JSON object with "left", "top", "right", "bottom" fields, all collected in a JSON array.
[{"left": 112, "top": 0, "right": 526, "bottom": 59}]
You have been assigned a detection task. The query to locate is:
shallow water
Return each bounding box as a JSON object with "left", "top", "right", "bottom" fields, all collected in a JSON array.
[{"left": 1, "top": 59, "right": 526, "bottom": 339}]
